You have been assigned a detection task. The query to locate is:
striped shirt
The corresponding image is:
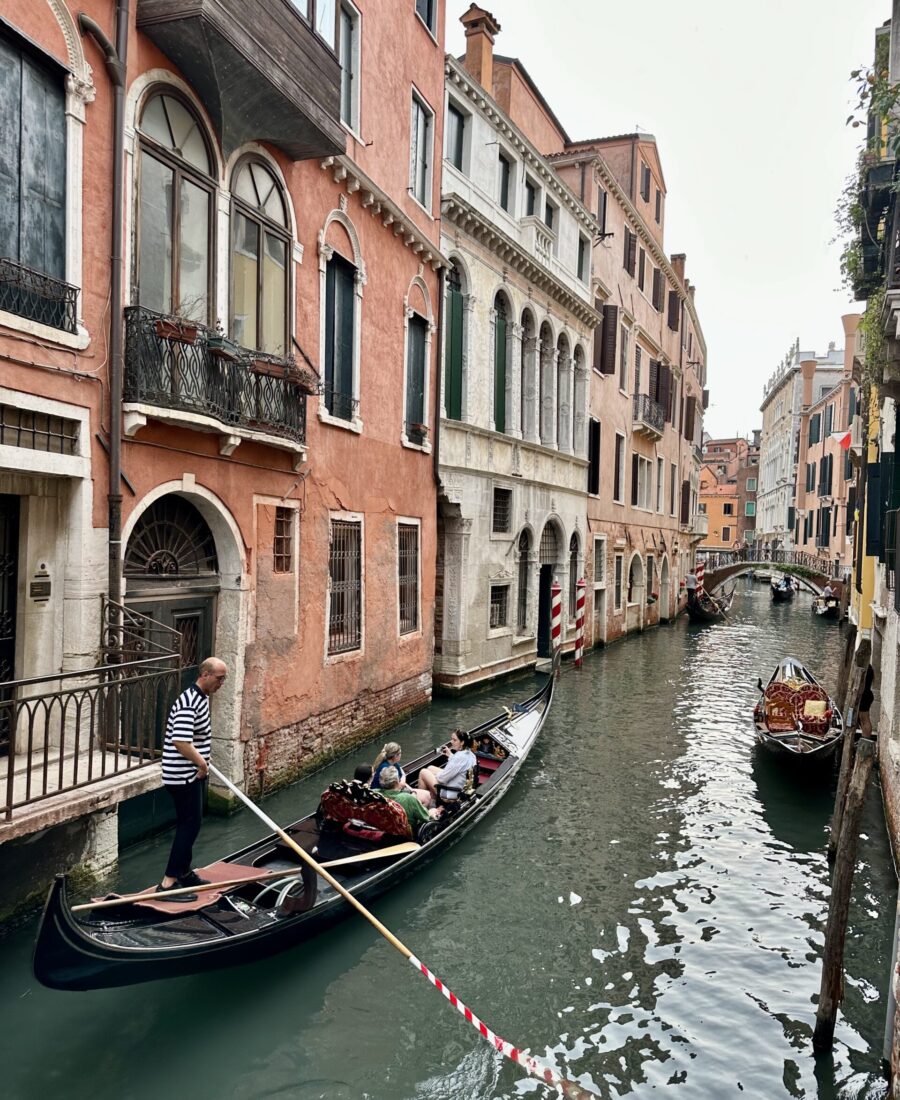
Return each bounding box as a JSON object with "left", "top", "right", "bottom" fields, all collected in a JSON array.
[{"left": 162, "top": 684, "right": 211, "bottom": 785}]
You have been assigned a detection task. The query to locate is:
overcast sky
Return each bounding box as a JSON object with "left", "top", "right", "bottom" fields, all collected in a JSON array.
[{"left": 446, "top": 0, "right": 887, "bottom": 439}]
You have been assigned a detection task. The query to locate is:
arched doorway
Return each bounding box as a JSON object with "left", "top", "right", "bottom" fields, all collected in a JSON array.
[
  {"left": 124, "top": 495, "right": 219, "bottom": 692},
  {"left": 537, "top": 521, "right": 560, "bottom": 657}
]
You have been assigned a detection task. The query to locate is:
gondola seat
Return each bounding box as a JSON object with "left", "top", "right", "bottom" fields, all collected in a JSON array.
[
  {"left": 763, "top": 681, "right": 830, "bottom": 734},
  {"left": 318, "top": 781, "right": 413, "bottom": 840}
]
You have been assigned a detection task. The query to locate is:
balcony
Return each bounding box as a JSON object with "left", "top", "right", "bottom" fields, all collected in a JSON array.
[
  {"left": 521, "top": 216, "right": 555, "bottom": 266},
  {"left": 632, "top": 393, "right": 665, "bottom": 439},
  {"left": 123, "top": 307, "right": 308, "bottom": 460},
  {"left": 136, "top": 0, "right": 345, "bottom": 161},
  {"left": 0, "top": 257, "right": 78, "bottom": 334},
  {"left": 693, "top": 512, "right": 709, "bottom": 539}
]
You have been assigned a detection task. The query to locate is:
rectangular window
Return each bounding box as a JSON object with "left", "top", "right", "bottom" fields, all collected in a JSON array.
[
  {"left": 398, "top": 522, "right": 419, "bottom": 635},
  {"left": 492, "top": 486, "right": 512, "bottom": 533},
  {"left": 544, "top": 199, "right": 556, "bottom": 232},
  {"left": 324, "top": 252, "right": 356, "bottom": 420},
  {"left": 746, "top": 477, "right": 757, "bottom": 491},
  {"left": 587, "top": 418, "right": 601, "bottom": 494},
  {"left": 410, "top": 93, "right": 433, "bottom": 207},
  {"left": 667, "top": 289, "right": 680, "bottom": 331},
  {"left": 809, "top": 412, "right": 821, "bottom": 445},
  {"left": 489, "top": 584, "right": 510, "bottom": 629},
  {"left": 614, "top": 554, "right": 623, "bottom": 610},
  {"left": 633, "top": 345, "right": 642, "bottom": 395},
  {"left": 498, "top": 152, "right": 512, "bottom": 211},
  {"left": 618, "top": 324, "right": 630, "bottom": 391},
  {"left": 723, "top": 502, "right": 734, "bottom": 516},
  {"left": 405, "top": 312, "right": 427, "bottom": 442},
  {"left": 315, "top": 0, "right": 337, "bottom": 47},
  {"left": 274, "top": 506, "right": 293, "bottom": 573},
  {"left": 640, "top": 162, "right": 651, "bottom": 201},
  {"left": 593, "top": 537, "right": 606, "bottom": 586},
  {"left": 446, "top": 102, "right": 465, "bottom": 170},
  {"left": 632, "top": 454, "right": 653, "bottom": 510},
  {"left": 638, "top": 247, "right": 646, "bottom": 291},
  {"left": 614, "top": 433, "right": 625, "bottom": 502},
  {"left": 525, "top": 177, "right": 537, "bottom": 216},
  {"left": 623, "top": 228, "right": 636, "bottom": 276},
  {"left": 655, "top": 188, "right": 661, "bottom": 223},
  {"left": 578, "top": 235, "right": 589, "bottom": 283},
  {"left": 415, "top": 0, "right": 435, "bottom": 32},
  {"left": 656, "top": 457, "right": 664, "bottom": 512},
  {"left": 670, "top": 462, "right": 677, "bottom": 515},
  {"left": 824, "top": 403, "right": 834, "bottom": 436},
  {"left": 328, "top": 518, "right": 361, "bottom": 654},
  {"left": 652, "top": 268, "right": 663, "bottom": 311},
  {"left": 597, "top": 188, "right": 608, "bottom": 234},
  {"left": 745, "top": 501, "right": 756, "bottom": 517},
  {"left": 339, "top": 2, "right": 359, "bottom": 130},
  {"left": 721, "top": 525, "right": 731, "bottom": 543}
]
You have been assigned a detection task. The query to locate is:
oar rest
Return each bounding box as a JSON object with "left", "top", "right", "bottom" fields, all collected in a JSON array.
[{"left": 317, "top": 780, "right": 413, "bottom": 841}]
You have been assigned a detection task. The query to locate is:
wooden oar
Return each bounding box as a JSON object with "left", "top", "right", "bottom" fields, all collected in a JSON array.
[
  {"left": 72, "top": 841, "right": 420, "bottom": 913},
  {"left": 208, "top": 763, "right": 594, "bottom": 1100}
]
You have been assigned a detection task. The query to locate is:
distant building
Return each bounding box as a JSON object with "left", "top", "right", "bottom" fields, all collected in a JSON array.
[{"left": 698, "top": 434, "right": 759, "bottom": 550}]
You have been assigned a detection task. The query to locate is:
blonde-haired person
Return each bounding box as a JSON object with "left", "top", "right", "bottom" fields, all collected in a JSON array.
[{"left": 371, "top": 742, "right": 430, "bottom": 806}]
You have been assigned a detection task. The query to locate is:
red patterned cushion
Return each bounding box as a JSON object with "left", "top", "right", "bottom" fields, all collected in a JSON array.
[{"left": 319, "top": 784, "right": 412, "bottom": 839}]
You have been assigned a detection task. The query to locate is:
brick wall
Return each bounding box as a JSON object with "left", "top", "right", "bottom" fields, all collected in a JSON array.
[{"left": 242, "top": 672, "right": 432, "bottom": 793}]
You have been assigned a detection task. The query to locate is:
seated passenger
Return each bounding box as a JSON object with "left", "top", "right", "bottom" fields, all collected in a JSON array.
[
  {"left": 371, "top": 741, "right": 430, "bottom": 805},
  {"left": 418, "top": 729, "right": 477, "bottom": 806},
  {"left": 353, "top": 763, "right": 373, "bottom": 785},
  {"left": 379, "top": 766, "right": 441, "bottom": 832}
]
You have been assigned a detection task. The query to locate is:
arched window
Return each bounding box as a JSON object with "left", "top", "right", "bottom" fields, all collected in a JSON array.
[
  {"left": 557, "top": 334, "right": 570, "bottom": 451},
  {"left": 568, "top": 532, "right": 579, "bottom": 618},
  {"left": 520, "top": 310, "right": 535, "bottom": 438},
  {"left": 445, "top": 262, "right": 464, "bottom": 420},
  {"left": 231, "top": 158, "right": 290, "bottom": 357},
  {"left": 539, "top": 321, "right": 554, "bottom": 446},
  {"left": 493, "top": 293, "right": 508, "bottom": 433},
  {"left": 627, "top": 555, "right": 643, "bottom": 603},
  {"left": 125, "top": 496, "right": 218, "bottom": 578},
  {"left": 517, "top": 529, "right": 531, "bottom": 632},
  {"left": 137, "top": 91, "right": 215, "bottom": 323}
]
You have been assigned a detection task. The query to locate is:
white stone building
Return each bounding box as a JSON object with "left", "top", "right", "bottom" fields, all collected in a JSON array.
[{"left": 434, "top": 34, "right": 598, "bottom": 689}]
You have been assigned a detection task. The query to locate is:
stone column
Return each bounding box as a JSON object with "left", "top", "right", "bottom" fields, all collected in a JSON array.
[
  {"left": 540, "top": 344, "right": 558, "bottom": 448},
  {"left": 557, "top": 348, "right": 574, "bottom": 454},
  {"left": 573, "top": 365, "right": 588, "bottom": 458},
  {"left": 508, "top": 321, "right": 523, "bottom": 439},
  {"left": 521, "top": 334, "right": 540, "bottom": 443}
]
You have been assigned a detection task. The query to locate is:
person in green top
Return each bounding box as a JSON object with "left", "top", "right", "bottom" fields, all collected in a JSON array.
[{"left": 379, "top": 766, "right": 441, "bottom": 833}]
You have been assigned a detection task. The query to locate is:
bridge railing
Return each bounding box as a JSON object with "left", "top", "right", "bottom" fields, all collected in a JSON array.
[{"left": 697, "top": 547, "right": 844, "bottom": 580}]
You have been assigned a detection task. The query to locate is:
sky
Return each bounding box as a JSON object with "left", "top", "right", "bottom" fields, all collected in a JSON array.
[{"left": 446, "top": 0, "right": 888, "bottom": 439}]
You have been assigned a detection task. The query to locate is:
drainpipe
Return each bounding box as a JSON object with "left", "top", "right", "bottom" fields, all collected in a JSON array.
[{"left": 79, "top": 4, "right": 129, "bottom": 614}]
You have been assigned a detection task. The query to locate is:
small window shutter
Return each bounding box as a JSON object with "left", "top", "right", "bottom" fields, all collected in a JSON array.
[
  {"left": 0, "top": 38, "right": 23, "bottom": 266},
  {"left": 652, "top": 268, "right": 662, "bottom": 310},
  {"left": 680, "top": 480, "right": 690, "bottom": 524},
  {"left": 631, "top": 453, "right": 639, "bottom": 506},
  {"left": 866, "top": 461, "right": 882, "bottom": 557},
  {"left": 667, "top": 289, "right": 680, "bottom": 331},
  {"left": 336, "top": 257, "right": 355, "bottom": 400},
  {"left": 592, "top": 298, "right": 605, "bottom": 372},
  {"left": 649, "top": 359, "right": 659, "bottom": 403},
  {"left": 623, "top": 229, "right": 630, "bottom": 270},
  {"left": 628, "top": 232, "right": 637, "bottom": 276},
  {"left": 445, "top": 282, "right": 464, "bottom": 419},
  {"left": 600, "top": 304, "right": 618, "bottom": 375},
  {"left": 614, "top": 437, "right": 622, "bottom": 498},
  {"left": 848, "top": 387, "right": 856, "bottom": 425},
  {"left": 702, "top": 388, "right": 709, "bottom": 410},
  {"left": 587, "top": 420, "right": 601, "bottom": 495},
  {"left": 20, "top": 57, "right": 66, "bottom": 279},
  {"left": 684, "top": 395, "right": 696, "bottom": 441},
  {"left": 659, "top": 365, "right": 670, "bottom": 419},
  {"left": 847, "top": 486, "right": 856, "bottom": 534}
]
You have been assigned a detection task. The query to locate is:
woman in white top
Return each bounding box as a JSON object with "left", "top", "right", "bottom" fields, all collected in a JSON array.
[{"left": 417, "top": 729, "right": 477, "bottom": 806}]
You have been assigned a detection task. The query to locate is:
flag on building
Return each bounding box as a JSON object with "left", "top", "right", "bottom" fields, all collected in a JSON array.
[{"left": 830, "top": 429, "right": 852, "bottom": 450}]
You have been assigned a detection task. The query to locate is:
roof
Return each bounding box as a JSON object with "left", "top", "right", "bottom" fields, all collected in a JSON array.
[{"left": 492, "top": 54, "right": 571, "bottom": 146}]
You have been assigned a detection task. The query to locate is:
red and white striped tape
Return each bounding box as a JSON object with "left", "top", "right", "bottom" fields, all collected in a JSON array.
[
  {"left": 574, "top": 578, "right": 585, "bottom": 668},
  {"left": 409, "top": 954, "right": 585, "bottom": 1095}
]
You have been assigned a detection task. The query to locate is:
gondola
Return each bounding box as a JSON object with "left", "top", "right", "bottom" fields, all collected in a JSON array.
[
  {"left": 771, "top": 577, "right": 795, "bottom": 602},
  {"left": 812, "top": 596, "right": 840, "bottom": 619},
  {"left": 34, "top": 669, "right": 555, "bottom": 991},
  {"left": 752, "top": 657, "right": 843, "bottom": 762},
  {"left": 686, "top": 586, "right": 735, "bottom": 623}
]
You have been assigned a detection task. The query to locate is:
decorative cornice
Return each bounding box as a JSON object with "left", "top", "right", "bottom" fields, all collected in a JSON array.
[
  {"left": 442, "top": 194, "right": 601, "bottom": 329},
  {"left": 551, "top": 149, "right": 706, "bottom": 359},
  {"left": 319, "top": 155, "right": 449, "bottom": 271},
  {"left": 445, "top": 57, "right": 599, "bottom": 238}
]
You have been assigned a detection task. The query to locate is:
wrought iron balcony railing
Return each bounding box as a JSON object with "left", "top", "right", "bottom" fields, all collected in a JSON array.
[
  {"left": 632, "top": 393, "right": 665, "bottom": 437},
  {"left": 0, "top": 257, "right": 79, "bottom": 334},
  {"left": 124, "top": 307, "right": 306, "bottom": 445},
  {"left": 322, "top": 383, "right": 359, "bottom": 422}
]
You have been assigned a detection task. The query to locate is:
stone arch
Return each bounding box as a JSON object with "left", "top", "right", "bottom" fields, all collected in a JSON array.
[
  {"left": 627, "top": 551, "right": 645, "bottom": 604},
  {"left": 539, "top": 320, "right": 557, "bottom": 447},
  {"left": 320, "top": 208, "right": 365, "bottom": 279},
  {"left": 515, "top": 526, "right": 535, "bottom": 634},
  {"left": 492, "top": 289, "right": 514, "bottom": 434},
  {"left": 224, "top": 142, "right": 298, "bottom": 240},
  {"left": 405, "top": 273, "right": 433, "bottom": 322},
  {"left": 519, "top": 306, "right": 539, "bottom": 442},
  {"left": 659, "top": 554, "right": 671, "bottom": 619},
  {"left": 556, "top": 331, "right": 572, "bottom": 453},
  {"left": 127, "top": 69, "right": 225, "bottom": 182},
  {"left": 572, "top": 343, "right": 587, "bottom": 457},
  {"left": 48, "top": 0, "right": 92, "bottom": 87},
  {"left": 567, "top": 529, "right": 582, "bottom": 620}
]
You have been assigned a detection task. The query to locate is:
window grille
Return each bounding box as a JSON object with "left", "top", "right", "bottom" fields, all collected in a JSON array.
[
  {"left": 489, "top": 584, "right": 509, "bottom": 629},
  {"left": 274, "top": 507, "right": 293, "bottom": 573},
  {"left": 492, "top": 487, "right": 512, "bottom": 533},
  {"left": 398, "top": 523, "right": 419, "bottom": 634},
  {"left": 328, "top": 520, "right": 361, "bottom": 653},
  {"left": 0, "top": 404, "right": 78, "bottom": 454},
  {"left": 540, "top": 523, "right": 559, "bottom": 565},
  {"left": 593, "top": 539, "right": 605, "bottom": 585},
  {"left": 517, "top": 530, "right": 531, "bottom": 632},
  {"left": 614, "top": 554, "right": 623, "bottom": 610}
]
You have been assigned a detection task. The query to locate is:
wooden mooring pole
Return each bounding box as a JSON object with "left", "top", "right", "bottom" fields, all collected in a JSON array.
[
  {"left": 814, "top": 736, "right": 875, "bottom": 1053},
  {"left": 828, "top": 635, "right": 871, "bottom": 864}
]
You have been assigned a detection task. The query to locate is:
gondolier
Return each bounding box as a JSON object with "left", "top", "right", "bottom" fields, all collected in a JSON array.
[{"left": 158, "top": 657, "right": 228, "bottom": 894}]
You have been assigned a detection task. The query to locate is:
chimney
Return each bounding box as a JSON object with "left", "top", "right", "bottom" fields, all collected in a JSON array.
[
  {"left": 670, "top": 253, "right": 686, "bottom": 286},
  {"left": 800, "top": 358, "right": 816, "bottom": 408},
  {"left": 460, "top": 4, "right": 501, "bottom": 92},
  {"left": 841, "top": 312, "right": 860, "bottom": 374}
]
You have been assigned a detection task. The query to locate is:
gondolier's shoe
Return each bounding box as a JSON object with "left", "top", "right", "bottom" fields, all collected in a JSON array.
[
  {"left": 155, "top": 883, "right": 197, "bottom": 902},
  {"left": 178, "top": 870, "right": 211, "bottom": 888}
]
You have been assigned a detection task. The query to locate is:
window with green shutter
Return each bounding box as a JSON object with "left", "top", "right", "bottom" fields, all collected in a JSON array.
[
  {"left": 324, "top": 252, "right": 356, "bottom": 420},
  {"left": 445, "top": 264, "right": 463, "bottom": 420},
  {"left": 405, "top": 312, "right": 427, "bottom": 443},
  {"left": 493, "top": 294, "right": 508, "bottom": 433}
]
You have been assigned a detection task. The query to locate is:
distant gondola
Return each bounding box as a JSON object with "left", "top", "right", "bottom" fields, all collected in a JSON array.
[
  {"left": 34, "top": 670, "right": 555, "bottom": 991},
  {"left": 812, "top": 596, "right": 840, "bottom": 619},
  {"left": 752, "top": 657, "right": 843, "bottom": 763},
  {"left": 771, "top": 577, "right": 796, "bottom": 602},
  {"left": 686, "top": 587, "right": 735, "bottom": 623}
]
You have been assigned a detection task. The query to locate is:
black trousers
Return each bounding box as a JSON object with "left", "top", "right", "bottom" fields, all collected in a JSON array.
[{"left": 164, "top": 779, "right": 206, "bottom": 879}]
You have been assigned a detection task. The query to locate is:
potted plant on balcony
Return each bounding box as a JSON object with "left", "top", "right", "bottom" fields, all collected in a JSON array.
[
  {"left": 206, "top": 322, "right": 241, "bottom": 362},
  {"left": 285, "top": 361, "right": 321, "bottom": 395},
  {"left": 408, "top": 422, "right": 429, "bottom": 442},
  {"left": 153, "top": 315, "right": 199, "bottom": 344}
]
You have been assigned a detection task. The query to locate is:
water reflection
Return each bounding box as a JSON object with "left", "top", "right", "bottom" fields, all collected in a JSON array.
[{"left": 0, "top": 587, "right": 895, "bottom": 1100}]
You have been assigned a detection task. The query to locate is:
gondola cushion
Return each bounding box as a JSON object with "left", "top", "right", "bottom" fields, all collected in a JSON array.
[{"left": 319, "top": 782, "right": 412, "bottom": 839}]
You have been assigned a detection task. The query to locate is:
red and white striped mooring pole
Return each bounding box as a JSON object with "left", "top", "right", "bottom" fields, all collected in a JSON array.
[
  {"left": 551, "top": 580, "right": 562, "bottom": 674},
  {"left": 695, "top": 558, "right": 705, "bottom": 594},
  {"left": 574, "top": 578, "right": 585, "bottom": 668}
]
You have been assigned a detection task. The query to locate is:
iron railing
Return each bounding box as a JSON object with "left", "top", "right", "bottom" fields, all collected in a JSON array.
[
  {"left": 124, "top": 306, "right": 307, "bottom": 444},
  {"left": 328, "top": 519, "right": 362, "bottom": 654},
  {"left": 1, "top": 601, "right": 181, "bottom": 821},
  {"left": 696, "top": 547, "right": 844, "bottom": 581},
  {"left": 322, "top": 383, "right": 358, "bottom": 422},
  {"left": 0, "top": 257, "right": 79, "bottom": 334},
  {"left": 632, "top": 393, "right": 665, "bottom": 435}
]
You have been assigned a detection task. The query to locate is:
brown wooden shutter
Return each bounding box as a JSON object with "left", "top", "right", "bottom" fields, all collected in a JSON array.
[
  {"left": 680, "top": 480, "right": 690, "bottom": 524},
  {"left": 587, "top": 419, "right": 601, "bottom": 495},
  {"left": 631, "top": 453, "right": 639, "bottom": 505},
  {"left": 702, "top": 388, "right": 709, "bottom": 410},
  {"left": 592, "top": 298, "right": 604, "bottom": 372},
  {"left": 684, "top": 395, "right": 696, "bottom": 440},
  {"left": 652, "top": 269, "right": 662, "bottom": 310},
  {"left": 600, "top": 304, "right": 618, "bottom": 375},
  {"left": 649, "top": 358, "right": 659, "bottom": 403},
  {"left": 659, "top": 364, "right": 670, "bottom": 419},
  {"left": 667, "top": 289, "right": 680, "bottom": 331}
]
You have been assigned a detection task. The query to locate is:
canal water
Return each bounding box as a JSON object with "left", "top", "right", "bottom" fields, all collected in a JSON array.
[{"left": 0, "top": 582, "right": 896, "bottom": 1099}]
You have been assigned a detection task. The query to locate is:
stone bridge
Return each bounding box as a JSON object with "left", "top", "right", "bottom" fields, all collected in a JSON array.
[{"left": 699, "top": 550, "right": 845, "bottom": 597}]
